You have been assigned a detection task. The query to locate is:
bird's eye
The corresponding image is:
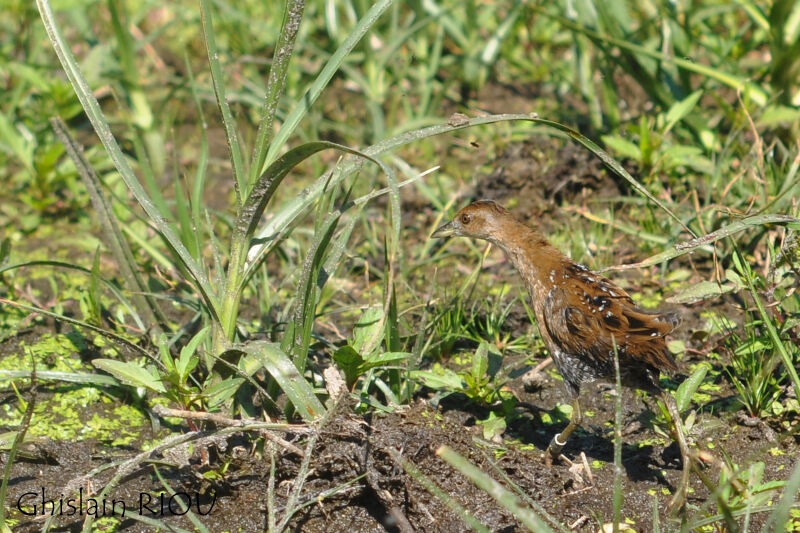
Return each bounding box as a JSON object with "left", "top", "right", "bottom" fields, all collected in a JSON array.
[{"left": 460, "top": 213, "right": 471, "bottom": 224}]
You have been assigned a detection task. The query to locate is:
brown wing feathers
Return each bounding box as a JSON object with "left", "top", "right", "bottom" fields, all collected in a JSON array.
[{"left": 543, "top": 264, "right": 679, "bottom": 373}]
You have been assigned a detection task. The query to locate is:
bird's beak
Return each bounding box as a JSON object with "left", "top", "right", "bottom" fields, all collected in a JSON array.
[{"left": 431, "top": 220, "right": 456, "bottom": 239}]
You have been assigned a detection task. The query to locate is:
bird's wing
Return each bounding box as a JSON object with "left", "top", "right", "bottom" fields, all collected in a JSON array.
[{"left": 541, "top": 276, "right": 678, "bottom": 372}]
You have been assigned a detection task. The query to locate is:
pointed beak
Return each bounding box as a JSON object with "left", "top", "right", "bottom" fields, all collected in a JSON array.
[{"left": 431, "top": 220, "right": 456, "bottom": 239}]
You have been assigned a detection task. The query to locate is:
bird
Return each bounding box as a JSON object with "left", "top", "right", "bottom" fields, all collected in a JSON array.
[{"left": 431, "top": 199, "right": 691, "bottom": 512}]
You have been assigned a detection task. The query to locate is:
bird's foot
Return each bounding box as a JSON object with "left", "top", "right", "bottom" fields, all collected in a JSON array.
[
  {"left": 567, "top": 452, "right": 593, "bottom": 487},
  {"left": 544, "top": 431, "right": 567, "bottom": 465},
  {"left": 543, "top": 451, "right": 554, "bottom": 467},
  {"left": 543, "top": 449, "right": 567, "bottom": 467},
  {"left": 666, "top": 488, "right": 687, "bottom": 518},
  {"left": 544, "top": 451, "right": 593, "bottom": 488}
]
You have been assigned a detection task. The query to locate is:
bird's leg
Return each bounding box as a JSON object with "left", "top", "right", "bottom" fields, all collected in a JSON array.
[
  {"left": 661, "top": 390, "right": 691, "bottom": 515},
  {"left": 545, "top": 396, "right": 582, "bottom": 464}
]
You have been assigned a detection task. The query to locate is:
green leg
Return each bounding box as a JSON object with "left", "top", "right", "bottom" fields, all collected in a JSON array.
[
  {"left": 662, "top": 391, "right": 691, "bottom": 515},
  {"left": 546, "top": 397, "right": 582, "bottom": 463}
]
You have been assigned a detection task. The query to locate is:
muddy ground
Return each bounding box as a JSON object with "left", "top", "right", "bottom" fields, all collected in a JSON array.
[{"left": 4, "top": 366, "right": 798, "bottom": 532}]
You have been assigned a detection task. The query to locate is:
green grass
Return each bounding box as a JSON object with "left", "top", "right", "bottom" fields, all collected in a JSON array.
[{"left": 1, "top": 0, "right": 800, "bottom": 530}]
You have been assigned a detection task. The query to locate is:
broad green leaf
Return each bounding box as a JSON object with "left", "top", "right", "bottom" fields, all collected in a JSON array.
[
  {"left": 662, "top": 145, "right": 714, "bottom": 174},
  {"left": 333, "top": 345, "right": 363, "bottom": 388},
  {"left": 478, "top": 412, "right": 507, "bottom": 441},
  {"left": 360, "top": 351, "right": 411, "bottom": 376},
  {"left": 757, "top": 105, "right": 800, "bottom": 126},
  {"left": 784, "top": 1, "right": 800, "bottom": 44},
  {"left": 471, "top": 342, "right": 489, "bottom": 381},
  {"left": 675, "top": 364, "right": 708, "bottom": 413},
  {"left": 158, "top": 333, "right": 174, "bottom": 371},
  {"left": 236, "top": 341, "right": 325, "bottom": 421},
  {"left": 178, "top": 327, "right": 209, "bottom": 380},
  {"left": 724, "top": 269, "right": 746, "bottom": 289},
  {"left": 663, "top": 90, "right": 703, "bottom": 134},
  {"left": 411, "top": 369, "right": 463, "bottom": 390},
  {"left": 352, "top": 307, "right": 384, "bottom": 354},
  {"left": 734, "top": 338, "right": 771, "bottom": 355},
  {"left": 363, "top": 351, "right": 412, "bottom": 365},
  {"left": 203, "top": 377, "right": 246, "bottom": 408},
  {"left": 92, "top": 359, "right": 166, "bottom": 393},
  {"left": 601, "top": 135, "right": 641, "bottom": 161},
  {"left": 666, "top": 280, "right": 738, "bottom": 304}
]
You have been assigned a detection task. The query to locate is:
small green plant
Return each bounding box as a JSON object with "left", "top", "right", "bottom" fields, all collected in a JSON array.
[
  {"left": 414, "top": 342, "right": 507, "bottom": 405},
  {"left": 718, "top": 457, "right": 785, "bottom": 512},
  {"left": 600, "top": 91, "right": 715, "bottom": 178},
  {"left": 653, "top": 364, "right": 709, "bottom": 441},
  {"left": 23, "top": 0, "right": 434, "bottom": 429},
  {"left": 729, "top": 249, "right": 800, "bottom": 416},
  {"left": 431, "top": 299, "right": 471, "bottom": 359},
  {"left": 332, "top": 306, "right": 410, "bottom": 392},
  {"left": 724, "top": 318, "right": 784, "bottom": 419},
  {"left": 465, "top": 292, "right": 531, "bottom": 353},
  {"left": 413, "top": 342, "right": 515, "bottom": 440}
]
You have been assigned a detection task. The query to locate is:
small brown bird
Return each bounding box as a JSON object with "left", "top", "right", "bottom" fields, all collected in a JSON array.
[{"left": 432, "top": 200, "right": 690, "bottom": 512}]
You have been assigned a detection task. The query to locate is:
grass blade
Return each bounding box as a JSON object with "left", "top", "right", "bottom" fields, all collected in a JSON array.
[
  {"left": 248, "top": 0, "right": 304, "bottom": 191},
  {"left": 0, "top": 298, "right": 159, "bottom": 365},
  {"left": 236, "top": 141, "right": 393, "bottom": 247},
  {"left": 200, "top": 0, "right": 245, "bottom": 203},
  {"left": 285, "top": 207, "right": 344, "bottom": 370},
  {"left": 389, "top": 448, "right": 491, "bottom": 533},
  {"left": 254, "top": 113, "right": 694, "bottom": 263},
  {"left": 737, "top": 251, "right": 800, "bottom": 396},
  {"left": 436, "top": 445, "right": 556, "bottom": 532},
  {"left": 35, "top": 0, "right": 221, "bottom": 323},
  {"left": 601, "top": 214, "right": 800, "bottom": 272},
  {"left": 153, "top": 467, "right": 212, "bottom": 533},
  {"left": 0, "top": 370, "right": 119, "bottom": 386},
  {"left": 0, "top": 259, "right": 145, "bottom": 331},
  {"left": 263, "top": 0, "right": 396, "bottom": 169},
  {"left": 50, "top": 117, "right": 166, "bottom": 331},
  {"left": 231, "top": 341, "right": 325, "bottom": 421},
  {"left": 531, "top": 6, "right": 769, "bottom": 106},
  {"left": 0, "top": 362, "right": 36, "bottom": 529}
]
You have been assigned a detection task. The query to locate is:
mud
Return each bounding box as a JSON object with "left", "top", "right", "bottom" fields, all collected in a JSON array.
[{"left": 4, "top": 382, "right": 797, "bottom": 532}]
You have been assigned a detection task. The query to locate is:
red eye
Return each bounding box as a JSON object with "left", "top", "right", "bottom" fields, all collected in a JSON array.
[{"left": 461, "top": 213, "right": 471, "bottom": 224}]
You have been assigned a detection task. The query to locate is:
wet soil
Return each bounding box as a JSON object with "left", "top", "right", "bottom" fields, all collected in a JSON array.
[
  {"left": 4, "top": 378, "right": 797, "bottom": 532},
  {"left": 473, "top": 136, "right": 621, "bottom": 230}
]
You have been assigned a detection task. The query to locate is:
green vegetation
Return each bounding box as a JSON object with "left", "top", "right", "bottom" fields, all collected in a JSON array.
[{"left": 1, "top": 0, "right": 799, "bottom": 531}]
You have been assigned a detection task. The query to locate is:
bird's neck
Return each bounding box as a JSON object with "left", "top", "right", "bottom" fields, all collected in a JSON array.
[{"left": 490, "top": 220, "right": 565, "bottom": 301}]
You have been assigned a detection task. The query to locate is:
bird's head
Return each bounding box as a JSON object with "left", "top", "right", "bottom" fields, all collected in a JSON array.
[{"left": 431, "top": 200, "right": 511, "bottom": 242}]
